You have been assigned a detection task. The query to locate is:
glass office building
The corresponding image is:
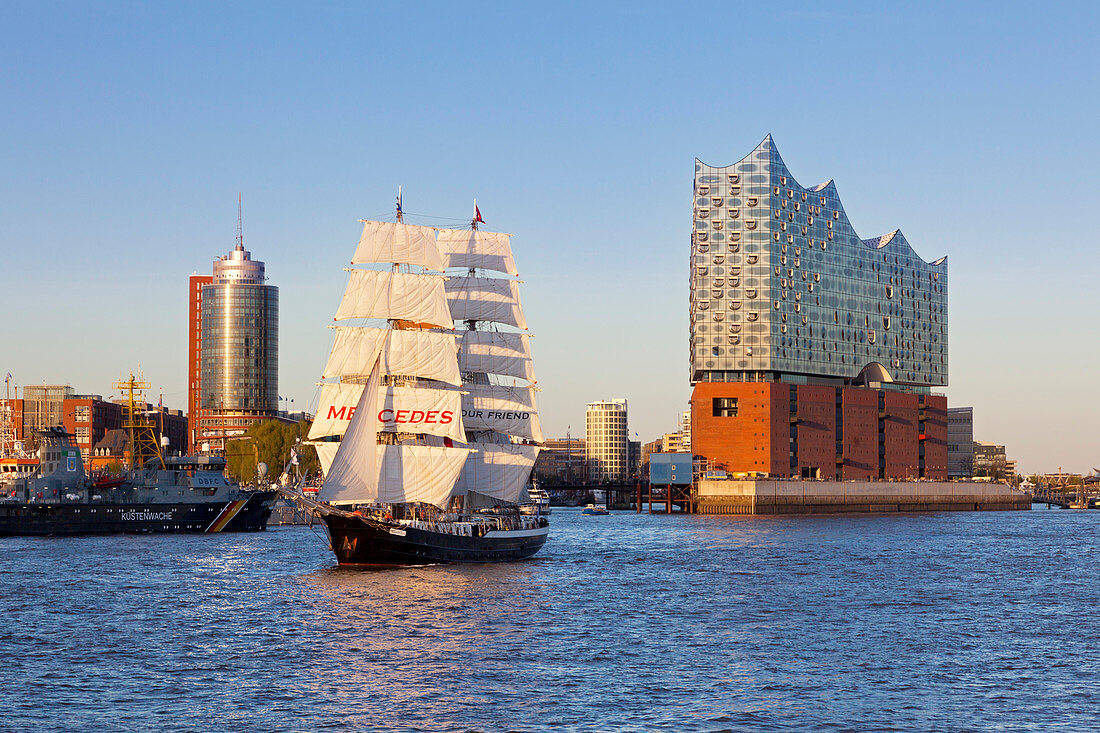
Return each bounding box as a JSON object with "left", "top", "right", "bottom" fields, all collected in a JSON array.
[
  {"left": 691, "top": 135, "right": 947, "bottom": 389},
  {"left": 189, "top": 243, "right": 278, "bottom": 450}
]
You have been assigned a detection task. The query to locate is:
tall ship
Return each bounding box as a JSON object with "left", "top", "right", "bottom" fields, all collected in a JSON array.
[
  {"left": 0, "top": 374, "right": 275, "bottom": 536},
  {"left": 287, "top": 195, "right": 548, "bottom": 564}
]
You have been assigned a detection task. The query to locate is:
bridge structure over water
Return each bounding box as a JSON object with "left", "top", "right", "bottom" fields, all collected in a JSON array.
[
  {"left": 547, "top": 482, "right": 694, "bottom": 513},
  {"left": 1030, "top": 485, "right": 1097, "bottom": 509}
]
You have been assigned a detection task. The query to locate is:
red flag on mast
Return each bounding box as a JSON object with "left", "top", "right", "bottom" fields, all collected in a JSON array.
[{"left": 475, "top": 205, "right": 484, "bottom": 223}]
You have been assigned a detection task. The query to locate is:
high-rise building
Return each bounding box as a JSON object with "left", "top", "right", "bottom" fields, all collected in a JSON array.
[
  {"left": 948, "top": 407, "right": 974, "bottom": 478},
  {"left": 680, "top": 408, "right": 692, "bottom": 454},
  {"left": 188, "top": 233, "right": 278, "bottom": 452},
  {"left": 586, "top": 399, "right": 629, "bottom": 482},
  {"left": 690, "top": 136, "right": 949, "bottom": 479}
]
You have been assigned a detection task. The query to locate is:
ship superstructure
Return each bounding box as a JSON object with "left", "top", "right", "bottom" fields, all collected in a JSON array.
[{"left": 0, "top": 376, "right": 275, "bottom": 536}]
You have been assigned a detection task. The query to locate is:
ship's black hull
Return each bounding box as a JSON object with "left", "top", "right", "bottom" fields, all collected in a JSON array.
[
  {"left": 0, "top": 491, "right": 277, "bottom": 536},
  {"left": 322, "top": 513, "right": 549, "bottom": 565}
]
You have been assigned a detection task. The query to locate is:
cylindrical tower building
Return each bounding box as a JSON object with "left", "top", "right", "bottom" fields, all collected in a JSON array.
[
  {"left": 586, "top": 399, "right": 629, "bottom": 483},
  {"left": 189, "top": 242, "right": 278, "bottom": 451}
]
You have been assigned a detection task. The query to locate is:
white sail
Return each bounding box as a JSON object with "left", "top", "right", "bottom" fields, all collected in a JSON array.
[
  {"left": 454, "top": 443, "right": 539, "bottom": 505},
  {"left": 320, "top": 357, "right": 382, "bottom": 504},
  {"left": 374, "top": 444, "right": 472, "bottom": 508},
  {"left": 462, "top": 384, "right": 543, "bottom": 442},
  {"left": 335, "top": 270, "right": 453, "bottom": 328},
  {"left": 445, "top": 277, "right": 527, "bottom": 329},
  {"left": 312, "top": 441, "right": 339, "bottom": 476},
  {"left": 456, "top": 331, "right": 535, "bottom": 381},
  {"left": 437, "top": 229, "right": 518, "bottom": 276},
  {"left": 323, "top": 327, "right": 461, "bottom": 386},
  {"left": 351, "top": 221, "right": 443, "bottom": 270},
  {"left": 309, "top": 382, "right": 465, "bottom": 442}
]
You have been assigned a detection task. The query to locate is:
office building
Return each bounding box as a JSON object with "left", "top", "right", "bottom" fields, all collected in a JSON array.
[
  {"left": 188, "top": 232, "right": 279, "bottom": 451},
  {"left": 690, "top": 136, "right": 948, "bottom": 479},
  {"left": 973, "top": 442, "right": 1008, "bottom": 479},
  {"left": 586, "top": 399, "right": 629, "bottom": 482},
  {"left": 948, "top": 407, "right": 974, "bottom": 478}
]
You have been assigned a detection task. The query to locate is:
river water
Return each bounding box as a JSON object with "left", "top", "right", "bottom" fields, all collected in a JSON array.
[{"left": 2, "top": 506, "right": 1098, "bottom": 732}]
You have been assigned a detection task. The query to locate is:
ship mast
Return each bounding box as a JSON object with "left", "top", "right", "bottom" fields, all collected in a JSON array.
[
  {"left": 114, "top": 372, "right": 164, "bottom": 470},
  {"left": 0, "top": 374, "right": 16, "bottom": 458}
]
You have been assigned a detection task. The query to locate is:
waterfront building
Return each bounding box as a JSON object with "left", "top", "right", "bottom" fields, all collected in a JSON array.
[
  {"left": 22, "top": 385, "right": 75, "bottom": 446},
  {"left": 62, "top": 395, "right": 121, "bottom": 460},
  {"left": 586, "top": 399, "right": 629, "bottom": 482},
  {"left": 628, "top": 440, "right": 641, "bottom": 480},
  {"left": 680, "top": 409, "right": 692, "bottom": 454},
  {"left": 690, "top": 136, "right": 948, "bottom": 479},
  {"left": 973, "top": 441, "right": 1008, "bottom": 479},
  {"left": 948, "top": 407, "right": 974, "bottom": 478},
  {"left": 188, "top": 226, "right": 279, "bottom": 452},
  {"left": 533, "top": 437, "right": 588, "bottom": 485},
  {"left": 61, "top": 395, "right": 187, "bottom": 468}
]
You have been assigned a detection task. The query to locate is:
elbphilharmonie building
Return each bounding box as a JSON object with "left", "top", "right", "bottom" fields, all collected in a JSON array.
[{"left": 689, "top": 136, "right": 949, "bottom": 480}]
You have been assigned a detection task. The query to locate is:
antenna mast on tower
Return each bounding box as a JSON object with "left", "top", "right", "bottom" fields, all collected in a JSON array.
[{"left": 236, "top": 192, "right": 244, "bottom": 250}]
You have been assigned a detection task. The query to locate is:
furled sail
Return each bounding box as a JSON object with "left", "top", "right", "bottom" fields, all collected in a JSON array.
[
  {"left": 456, "top": 331, "right": 535, "bottom": 381},
  {"left": 335, "top": 270, "right": 453, "bottom": 328},
  {"left": 323, "top": 327, "right": 461, "bottom": 385},
  {"left": 309, "top": 382, "right": 465, "bottom": 442},
  {"left": 445, "top": 277, "right": 527, "bottom": 329},
  {"left": 453, "top": 443, "right": 539, "bottom": 505},
  {"left": 437, "top": 229, "right": 518, "bottom": 276},
  {"left": 351, "top": 221, "right": 443, "bottom": 270},
  {"left": 461, "top": 384, "right": 543, "bottom": 442},
  {"left": 320, "top": 358, "right": 382, "bottom": 504}
]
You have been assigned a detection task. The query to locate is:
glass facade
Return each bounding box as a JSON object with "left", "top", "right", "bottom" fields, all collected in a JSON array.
[
  {"left": 200, "top": 283, "right": 279, "bottom": 413},
  {"left": 690, "top": 136, "right": 948, "bottom": 388}
]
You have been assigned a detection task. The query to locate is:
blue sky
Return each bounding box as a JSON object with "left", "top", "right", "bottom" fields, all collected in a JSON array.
[{"left": 2, "top": 1, "right": 1097, "bottom": 472}]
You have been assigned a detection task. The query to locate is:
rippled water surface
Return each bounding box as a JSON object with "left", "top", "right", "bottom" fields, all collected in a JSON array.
[{"left": 3, "top": 507, "right": 1099, "bottom": 732}]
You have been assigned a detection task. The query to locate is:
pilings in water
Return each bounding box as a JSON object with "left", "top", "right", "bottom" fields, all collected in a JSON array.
[{"left": 637, "top": 482, "right": 693, "bottom": 513}]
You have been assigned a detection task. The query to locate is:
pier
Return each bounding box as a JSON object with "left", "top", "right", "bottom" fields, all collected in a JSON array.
[{"left": 694, "top": 479, "right": 1030, "bottom": 515}]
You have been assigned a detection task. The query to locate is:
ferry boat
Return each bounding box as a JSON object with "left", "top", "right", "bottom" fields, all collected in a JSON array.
[
  {"left": 581, "top": 503, "right": 609, "bottom": 516},
  {"left": 520, "top": 484, "right": 551, "bottom": 516}
]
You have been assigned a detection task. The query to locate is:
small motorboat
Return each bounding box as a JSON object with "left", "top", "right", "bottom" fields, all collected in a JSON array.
[{"left": 581, "top": 503, "right": 609, "bottom": 516}]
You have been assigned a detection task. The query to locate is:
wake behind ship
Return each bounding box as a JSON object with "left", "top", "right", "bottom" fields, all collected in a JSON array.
[{"left": 284, "top": 196, "right": 548, "bottom": 565}]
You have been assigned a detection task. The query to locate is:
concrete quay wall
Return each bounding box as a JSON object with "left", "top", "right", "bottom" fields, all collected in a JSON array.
[{"left": 695, "top": 479, "right": 1029, "bottom": 515}]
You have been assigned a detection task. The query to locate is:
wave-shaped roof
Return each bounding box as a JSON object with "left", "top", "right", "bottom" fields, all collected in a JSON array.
[{"left": 699, "top": 134, "right": 946, "bottom": 268}]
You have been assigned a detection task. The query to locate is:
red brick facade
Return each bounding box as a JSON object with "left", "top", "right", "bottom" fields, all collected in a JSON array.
[
  {"left": 188, "top": 274, "right": 213, "bottom": 452},
  {"left": 691, "top": 383, "right": 948, "bottom": 480}
]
